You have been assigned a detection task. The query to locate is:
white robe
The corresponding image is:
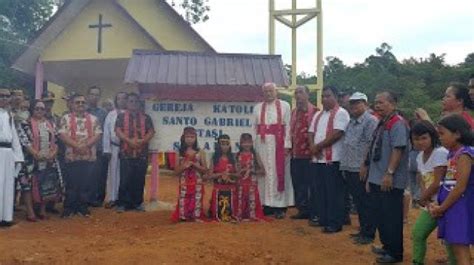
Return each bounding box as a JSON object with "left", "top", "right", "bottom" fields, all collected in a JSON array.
[
  {"left": 254, "top": 100, "right": 294, "bottom": 208},
  {"left": 103, "top": 109, "right": 123, "bottom": 202},
  {"left": 0, "top": 109, "right": 24, "bottom": 222}
]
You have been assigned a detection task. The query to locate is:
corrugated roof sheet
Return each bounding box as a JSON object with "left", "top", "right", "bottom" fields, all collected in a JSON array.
[{"left": 124, "top": 50, "right": 289, "bottom": 87}]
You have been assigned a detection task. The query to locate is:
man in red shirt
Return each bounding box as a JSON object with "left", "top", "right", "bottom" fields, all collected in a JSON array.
[{"left": 289, "top": 86, "right": 317, "bottom": 219}]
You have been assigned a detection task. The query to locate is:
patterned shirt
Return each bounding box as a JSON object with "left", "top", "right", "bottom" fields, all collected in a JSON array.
[
  {"left": 115, "top": 111, "right": 154, "bottom": 159},
  {"left": 58, "top": 113, "right": 102, "bottom": 162},
  {"left": 291, "top": 109, "right": 312, "bottom": 158},
  {"left": 340, "top": 111, "right": 378, "bottom": 172}
]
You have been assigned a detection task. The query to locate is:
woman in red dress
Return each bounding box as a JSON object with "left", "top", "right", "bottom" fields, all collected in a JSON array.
[
  {"left": 207, "top": 135, "right": 238, "bottom": 222},
  {"left": 171, "top": 127, "right": 208, "bottom": 222},
  {"left": 235, "top": 133, "right": 266, "bottom": 221}
]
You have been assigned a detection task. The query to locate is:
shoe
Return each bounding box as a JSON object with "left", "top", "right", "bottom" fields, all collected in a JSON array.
[
  {"left": 134, "top": 205, "right": 146, "bottom": 212},
  {"left": 0, "top": 221, "right": 17, "bottom": 227},
  {"left": 308, "top": 217, "right": 322, "bottom": 227},
  {"left": 61, "top": 209, "right": 75, "bottom": 219},
  {"left": 375, "top": 254, "right": 402, "bottom": 264},
  {"left": 45, "top": 207, "right": 60, "bottom": 215},
  {"left": 263, "top": 207, "right": 274, "bottom": 216},
  {"left": 322, "top": 226, "right": 342, "bottom": 234},
  {"left": 89, "top": 201, "right": 102, "bottom": 208},
  {"left": 116, "top": 206, "right": 126, "bottom": 213},
  {"left": 349, "top": 232, "right": 361, "bottom": 238},
  {"left": 274, "top": 211, "right": 285, "bottom": 219},
  {"left": 371, "top": 246, "right": 388, "bottom": 256},
  {"left": 354, "top": 236, "right": 374, "bottom": 245},
  {"left": 290, "top": 212, "right": 309, "bottom": 219},
  {"left": 37, "top": 214, "right": 49, "bottom": 220},
  {"left": 104, "top": 201, "right": 117, "bottom": 209},
  {"left": 26, "top": 216, "right": 38, "bottom": 222},
  {"left": 77, "top": 208, "right": 91, "bottom": 217}
]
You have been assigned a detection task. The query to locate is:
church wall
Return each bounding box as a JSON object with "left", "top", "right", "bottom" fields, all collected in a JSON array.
[{"left": 41, "top": 0, "right": 158, "bottom": 62}]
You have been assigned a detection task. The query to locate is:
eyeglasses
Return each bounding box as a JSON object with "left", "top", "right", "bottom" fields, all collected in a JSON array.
[
  {"left": 74, "top": 101, "right": 85, "bottom": 105},
  {"left": 0, "top": 95, "right": 11, "bottom": 99}
]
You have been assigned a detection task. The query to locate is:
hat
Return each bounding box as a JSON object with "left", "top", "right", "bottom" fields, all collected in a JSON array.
[{"left": 349, "top": 92, "right": 368, "bottom": 102}]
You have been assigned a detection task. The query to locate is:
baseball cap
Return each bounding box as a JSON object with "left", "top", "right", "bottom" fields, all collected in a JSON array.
[{"left": 349, "top": 92, "right": 368, "bottom": 102}]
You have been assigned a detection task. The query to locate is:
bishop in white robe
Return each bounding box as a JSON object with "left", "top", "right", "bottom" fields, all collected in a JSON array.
[{"left": 254, "top": 83, "right": 294, "bottom": 219}]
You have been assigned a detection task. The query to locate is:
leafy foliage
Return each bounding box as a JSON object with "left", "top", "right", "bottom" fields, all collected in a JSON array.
[
  {"left": 169, "top": 0, "right": 210, "bottom": 24},
  {"left": 0, "top": 0, "right": 56, "bottom": 90},
  {"left": 305, "top": 43, "right": 474, "bottom": 121}
]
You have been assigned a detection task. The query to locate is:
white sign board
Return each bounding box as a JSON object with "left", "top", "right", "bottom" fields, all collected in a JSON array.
[{"left": 145, "top": 100, "right": 257, "bottom": 152}]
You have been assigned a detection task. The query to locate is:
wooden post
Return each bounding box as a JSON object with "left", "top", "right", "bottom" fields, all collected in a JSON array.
[
  {"left": 316, "top": 0, "right": 323, "bottom": 108},
  {"left": 269, "top": 0, "right": 275, "bottom": 54}
]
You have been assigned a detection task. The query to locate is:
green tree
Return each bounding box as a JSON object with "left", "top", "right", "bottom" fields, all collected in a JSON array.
[
  {"left": 0, "top": 0, "right": 56, "bottom": 89},
  {"left": 170, "top": 0, "right": 210, "bottom": 24},
  {"left": 293, "top": 42, "right": 473, "bottom": 121}
]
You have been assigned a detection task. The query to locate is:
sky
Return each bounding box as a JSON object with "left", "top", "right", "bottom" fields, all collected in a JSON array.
[{"left": 191, "top": 0, "right": 474, "bottom": 75}]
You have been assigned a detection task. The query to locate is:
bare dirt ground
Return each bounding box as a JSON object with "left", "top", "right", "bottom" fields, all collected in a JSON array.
[{"left": 0, "top": 171, "right": 467, "bottom": 265}]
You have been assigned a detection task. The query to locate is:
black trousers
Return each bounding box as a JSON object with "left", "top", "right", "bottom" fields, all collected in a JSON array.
[
  {"left": 344, "top": 171, "right": 375, "bottom": 238},
  {"left": 94, "top": 152, "right": 110, "bottom": 203},
  {"left": 64, "top": 161, "right": 94, "bottom": 212},
  {"left": 311, "top": 163, "right": 345, "bottom": 228},
  {"left": 368, "top": 183, "right": 404, "bottom": 260},
  {"left": 118, "top": 158, "right": 148, "bottom": 209},
  {"left": 290, "top": 158, "right": 312, "bottom": 215}
]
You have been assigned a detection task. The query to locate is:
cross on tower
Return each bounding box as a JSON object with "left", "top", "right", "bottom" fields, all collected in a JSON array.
[{"left": 88, "top": 14, "right": 112, "bottom": 53}]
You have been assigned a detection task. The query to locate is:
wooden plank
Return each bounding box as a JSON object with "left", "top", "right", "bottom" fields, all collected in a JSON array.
[
  {"left": 177, "top": 54, "right": 188, "bottom": 85},
  {"left": 205, "top": 55, "right": 215, "bottom": 85},
  {"left": 242, "top": 57, "right": 256, "bottom": 85},
  {"left": 156, "top": 54, "right": 169, "bottom": 83},
  {"left": 215, "top": 56, "right": 226, "bottom": 85},
  {"left": 195, "top": 55, "right": 207, "bottom": 85}
]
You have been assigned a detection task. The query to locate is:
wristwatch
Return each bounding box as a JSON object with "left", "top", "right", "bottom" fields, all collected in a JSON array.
[{"left": 386, "top": 169, "right": 394, "bottom": 175}]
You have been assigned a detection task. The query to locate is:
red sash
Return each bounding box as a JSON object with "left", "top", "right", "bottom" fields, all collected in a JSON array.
[
  {"left": 123, "top": 111, "right": 146, "bottom": 156},
  {"left": 461, "top": 111, "right": 474, "bottom": 129},
  {"left": 70, "top": 112, "right": 93, "bottom": 140},
  {"left": 312, "top": 106, "right": 340, "bottom": 162},
  {"left": 31, "top": 118, "right": 56, "bottom": 151},
  {"left": 290, "top": 103, "right": 317, "bottom": 138},
  {"left": 257, "top": 100, "right": 286, "bottom": 192}
]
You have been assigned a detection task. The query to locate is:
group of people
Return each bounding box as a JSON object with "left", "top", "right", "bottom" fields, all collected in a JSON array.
[
  {"left": 171, "top": 81, "right": 472, "bottom": 265},
  {"left": 0, "top": 87, "right": 155, "bottom": 226},
  {"left": 1, "top": 76, "right": 473, "bottom": 264}
]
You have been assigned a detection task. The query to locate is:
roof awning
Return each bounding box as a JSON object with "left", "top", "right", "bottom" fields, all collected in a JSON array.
[{"left": 125, "top": 50, "right": 289, "bottom": 102}]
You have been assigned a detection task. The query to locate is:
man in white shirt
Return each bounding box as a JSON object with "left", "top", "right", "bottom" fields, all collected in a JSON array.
[
  {"left": 0, "top": 89, "right": 24, "bottom": 227},
  {"left": 102, "top": 92, "right": 128, "bottom": 208},
  {"left": 308, "top": 86, "right": 350, "bottom": 233}
]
